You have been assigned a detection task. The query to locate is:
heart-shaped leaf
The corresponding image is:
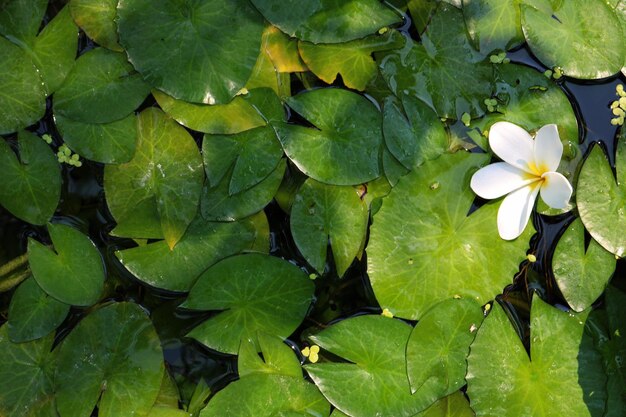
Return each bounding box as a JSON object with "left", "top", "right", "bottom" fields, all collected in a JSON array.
[
  {"left": 298, "top": 30, "right": 405, "bottom": 91},
  {"left": 54, "top": 47, "right": 150, "bottom": 124},
  {"left": 0, "top": 326, "right": 55, "bottom": 417},
  {"left": 463, "top": 0, "right": 525, "bottom": 53},
  {"left": 380, "top": 4, "right": 492, "bottom": 119},
  {"left": 184, "top": 253, "right": 314, "bottom": 354},
  {"left": 305, "top": 315, "right": 432, "bottom": 417},
  {"left": 117, "top": 0, "right": 264, "bottom": 104},
  {"left": 275, "top": 88, "right": 383, "bottom": 185},
  {"left": 415, "top": 391, "right": 475, "bottom": 417},
  {"left": 466, "top": 297, "right": 607, "bottom": 417},
  {"left": 203, "top": 126, "right": 283, "bottom": 195},
  {"left": 238, "top": 333, "right": 302, "bottom": 379},
  {"left": 7, "top": 276, "right": 69, "bottom": 342},
  {"left": 367, "top": 151, "right": 533, "bottom": 320},
  {"left": 522, "top": 0, "right": 623, "bottom": 79},
  {"left": 55, "top": 112, "right": 137, "bottom": 164},
  {"left": 104, "top": 108, "right": 204, "bottom": 248},
  {"left": 290, "top": 179, "right": 368, "bottom": 276},
  {"left": 116, "top": 215, "right": 265, "bottom": 292},
  {"left": 577, "top": 141, "right": 626, "bottom": 257},
  {"left": 249, "top": 0, "right": 400, "bottom": 44},
  {"left": 406, "top": 299, "right": 484, "bottom": 396},
  {"left": 69, "top": 0, "right": 122, "bottom": 51},
  {"left": 552, "top": 217, "right": 616, "bottom": 312},
  {"left": 28, "top": 223, "right": 104, "bottom": 306},
  {"left": 0, "top": 131, "right": 61, "bottom": 225},
  {"left": 0, "top": 0, "right": 47, "bottom": 43},
  {"left": 55, "top": 302, "right": 165, "bottom": 417}
]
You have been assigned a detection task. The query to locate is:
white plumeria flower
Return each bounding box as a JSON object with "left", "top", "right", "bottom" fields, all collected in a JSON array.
[{"left": 470, "top": 121, "right": 573, "bottom": 240}]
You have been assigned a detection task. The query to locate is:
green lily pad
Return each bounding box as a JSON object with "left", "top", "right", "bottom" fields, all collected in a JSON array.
[
  {"left": 380, "top": 4, "right": 492, "bottom": 119},
  {"left": 407, "top": 0, "right": 438, "bottom": 34},
  {"left": 28, "top": 223, "right": 105, "bottom": 306},
  {"left": 55, "top": 302, "right": 165, "bottom": 417},
  {"left": 478, "top": 63, "right": 579, "bottom": 144},
  {"left": 305, "top": 315, "right": 432, "bottom": 417},
  {"left": 200, "top": 374, "right": 329, "bottom": 417},
  {"left": 201, "top": 159, "right": 286, "bottom": 222},
  {"left": 0, "top": 326, "right": 55, "bottom": 417},
  {"left": 238, "top": 333, "right": 303, "bottom": 379},
  {"left": 552, "top": 218, "right": 616, "bottom": 312},
  {"left": 117, "top": 0, "right": 264, "bottom": 104},
  {"left": 290, "top": 179, "right": 368, "bottom": 277},
  {"left": 275, "top": 88, "right": 382, "bottom": 185},
  {"left": 0, "top": 0, "right": 47, "bottom": 43},
  {"left": 115, "top": 215, "right": 264, "bottom": 292},
  {"left": 367, "top": 151, "right": 533, "bottom": 320},
  {"left": 415, "top": 391, "right": 475, "bottom": 417},
  {"left": 264, "top": 26, "right": 308, "bottom": 73},
  {"left": 0, "top": 131, "right": 61, "bottom": 225},
  {"left": 69, "top": 0, "right": 122, "bottom": 51},
  {"left": 149, "top": 407, "right": 191, "bottom": 417},
  {"left": 153, "top": 89, "right": 267, "bottom": 135},
  {"left": 577, "top": 142, "right": 626, "bottom": 258},
  {"left": 0, "top": 38, "right": 46, "bottom": 134},
  {"left": 463, "top": 0, "right": 525, "bottom": 53},
  {"left": 55, "top": 112, "right": 137, "bottom": 164},
  {"left": 203, "top": 126, "right": 283, "bottom": 195},
  {"left": 521, "top": 0, "right": 623, "bottom": 79},
  {"left": 406, "top": 299, "right": 484, "bottom": 396},
  {"left": 184, "top": 253, "right": 314, "bottom": 354},
  {"left": 54, "top": 47, "right": 150, "bottom": 124},
  {"left": 249, "top": 0, "right": 400, "bottom": 44},
  {"left": 382, "top": 95, "right": 448, "bottom": 170},
  {"left": 298, "top": 30, "right": 405, "bottom": 91},
  {"left": 466, "top": 296, "right": 606, "bottom": 417},
  {"left": 7, "top": 277, "right": 70, "bottom": 342},
  {"left": 104, "top": 108, "right": 204, "bottom": 249}
]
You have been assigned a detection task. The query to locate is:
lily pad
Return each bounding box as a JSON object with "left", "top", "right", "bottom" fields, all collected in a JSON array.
[
  {"left": 0, "top": 131, "right": 61, "bottom": 225},
  {"left": 7, "top": 277, "right": 70, "bottom": 342},
  {"left": 249, "top": 0, "right": 401, "bottom": 44},
  {"left": 184, "top": 253, "right": 314, "bottom": 354},
  {"left": 463, "top": 0, "right": 525, "bottom": 53},
  {"left": 382, "top": 95, "right": 448, "bottom": 170},
  {"left": 406, "top": 299, "right": 484, "bottom": 396},
  {"left": 69, "top": 0, "right": 122, "bottom": 51},
  {"left": 0, "top": 38, "right": 46, "bottom": 134},
  {"left": 577, "top": 142, "right": 626, "bottom": 258},
  {"left": 0, "top": 0, "right": 47, "bottom": 43},
  {"left": 238, "top": 333, "right": 302, "bottom": 379},
  {"left": 367, "top": 151, "right": 533, "bottom": 320},
  {"left": 415, "top": 391, "right": 475, "bottom": 417},
  {"left": 104, "top": 108, "right": 204, "bottom": 249},
  {"left": 305, "top": 315, "right": 432, "bottom": 417},
  {"left": 290, "top": 179, "right": 368, "bottom": 276},
  {"left": 55, "top": 302, "right": 165, "bottom": 417},
  {"left": 201, "top": 159, "right": 286, "bottom": 222},
  {"left": 200, "top": 374, "right": 329, "bottom": 417},
  {"left": 55, "top": 113, "right": 137, "bottom": 164},
  {"left": 28, "top": 223, "right": 105, "bottom": 306},
  {"left": 298, "top": 30, "right": 405, "bottom": 91},
  {"left": 466, "top": 296, "right": 606, "bottom": 417},
  {"left": 117, "top": 0, "right": 264, "bottom": 104},
  {"left": 521, "top": 0, "right": 623, "bottom": 79},
  {"left": 0, "top": 326, "right": 55, "bottom": 417},
  {"left": 380, "top": 4, "right": 492, "bottom": 119},
  {"left": 116, "top": 215, "right": 264, "bottom": 292},
  {"left": 54, "top": 47, "right": 150, "bottom": 124},
  {"left": 552, "top": 218, "right": 616, "bottom": 312},
  {"left": 275, "top": 88, "right": 382, "bottom": 185},
  {"left": 203, "top": 127, "right": 283, "bottom": 195},
  {"left": 264, "top": 26, "right": 307, "bottom": 73}
]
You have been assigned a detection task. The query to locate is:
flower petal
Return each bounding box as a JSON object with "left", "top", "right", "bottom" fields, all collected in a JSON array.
[
  {"left": 540, "top": 172, "right": 572, "bottom": 209},
  {"left": 497, "top": 183, "right": 541, "bottom": 240},
  {"left": 489, "top": 121, "right": 536, "bottom": 174},
  {"left": 470, "top": 162, "right": 539, "bottom": 199},
  {"left": 534, "top": 124, "right": 562, "bottom": 172}
]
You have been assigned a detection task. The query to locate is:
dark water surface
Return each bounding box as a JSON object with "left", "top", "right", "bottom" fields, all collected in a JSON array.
[{"left": 1, "top": 2, "right": 625, "bottom": 402}]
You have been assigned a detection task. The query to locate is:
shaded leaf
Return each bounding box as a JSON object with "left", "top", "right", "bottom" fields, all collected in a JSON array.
[{"left": 69, "top": 0, "right": 122, "bottom": 51}]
